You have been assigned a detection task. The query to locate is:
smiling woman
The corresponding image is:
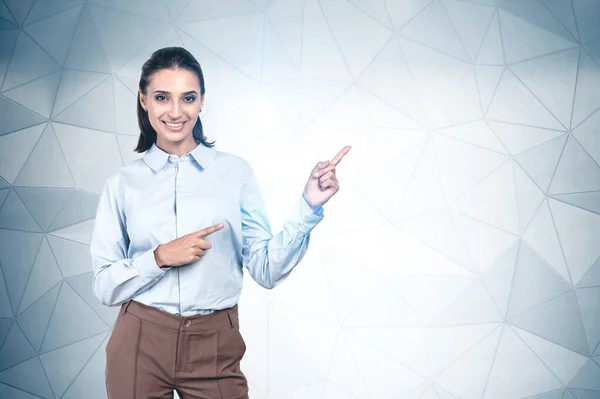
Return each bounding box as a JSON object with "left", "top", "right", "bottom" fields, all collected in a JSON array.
[
  {"left": 135, "top": 50, "right": 212, "bottom": 155},
  {"left": 90, "top": 46, "right": 350, "bottom": 399}
]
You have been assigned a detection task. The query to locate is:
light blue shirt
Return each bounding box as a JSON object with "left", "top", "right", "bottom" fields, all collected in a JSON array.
[{"left": 90, "top": 142, "right": 324, "bottom": 316}]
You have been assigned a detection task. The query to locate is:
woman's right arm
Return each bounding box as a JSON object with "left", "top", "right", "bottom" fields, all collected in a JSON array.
[{"left": 90, "top": 174, "right": 168, "bottom": 307}]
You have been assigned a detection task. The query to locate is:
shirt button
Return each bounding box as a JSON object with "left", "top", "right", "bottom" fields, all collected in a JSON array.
[{"left": 184, "top": 320, "right": 191, "bottom": 327}]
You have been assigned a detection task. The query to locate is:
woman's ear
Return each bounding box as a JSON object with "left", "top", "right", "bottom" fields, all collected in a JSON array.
[{"left": 139, "top": 90, "right": 147, "bottom": 110}]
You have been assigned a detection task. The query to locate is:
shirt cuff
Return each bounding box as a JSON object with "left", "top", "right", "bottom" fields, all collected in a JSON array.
[
  {"left": 133, "top": 245, "right": 166, "bottom": 282},
  {"left": 285, "top": 196, "right": 325, "bottom": 236},
  {"left": 303, "top": 195, "right": 324, "bottom": 216}
]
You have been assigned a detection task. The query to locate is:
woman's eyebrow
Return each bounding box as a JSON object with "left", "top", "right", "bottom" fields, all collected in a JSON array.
[{"left": 153, "top": 90, "right": 198, "bottom": 95}]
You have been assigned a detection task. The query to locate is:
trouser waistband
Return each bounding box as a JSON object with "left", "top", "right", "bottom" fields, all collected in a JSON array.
[{"left": 121, "top": 300, "right": 238, "bottom": 332}]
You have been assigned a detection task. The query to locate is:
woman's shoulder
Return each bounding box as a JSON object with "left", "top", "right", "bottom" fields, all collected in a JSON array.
[
  {"left": 103, "top": 158, "right": 146, "bottom": 188},
  {"left": 214, "top": 150, "right": 254, "bottom": 174}
]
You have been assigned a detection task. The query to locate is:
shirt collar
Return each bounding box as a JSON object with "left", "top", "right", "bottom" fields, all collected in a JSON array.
[{"left": 143, "top": 142, "right": 217, "bottom": 172}]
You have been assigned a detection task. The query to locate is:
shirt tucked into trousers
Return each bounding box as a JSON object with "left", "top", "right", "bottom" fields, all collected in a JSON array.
[{"left": 91, "top": 143, "right": 324, "bottom": 398}]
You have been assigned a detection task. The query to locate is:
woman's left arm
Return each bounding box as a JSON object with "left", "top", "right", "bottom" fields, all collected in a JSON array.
[{"left": 241, "top": 146, "right": 350, "bottom": 289}]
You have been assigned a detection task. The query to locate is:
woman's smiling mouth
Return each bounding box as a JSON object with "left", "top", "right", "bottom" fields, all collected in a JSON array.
[{"left": 163, "top": 120, "right": 187, "bottom": 131}]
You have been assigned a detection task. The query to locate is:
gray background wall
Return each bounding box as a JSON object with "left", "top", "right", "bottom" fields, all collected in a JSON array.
[{"left": 1, "top": 0, "right": 600, "bottom": 398}]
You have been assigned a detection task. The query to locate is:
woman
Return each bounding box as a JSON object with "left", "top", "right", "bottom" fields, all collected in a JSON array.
[{"left": 90, "top": 46, "right": 350, "bottom": 399}]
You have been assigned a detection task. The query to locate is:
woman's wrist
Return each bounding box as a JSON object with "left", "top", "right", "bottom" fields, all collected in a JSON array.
[{"left": 154, "top": 245, "right": 166, "bottom": 268}]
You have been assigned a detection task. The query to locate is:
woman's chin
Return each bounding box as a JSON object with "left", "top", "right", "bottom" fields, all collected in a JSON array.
[{"left": 159, "top": 129, "right": 191, "bottom": 141}]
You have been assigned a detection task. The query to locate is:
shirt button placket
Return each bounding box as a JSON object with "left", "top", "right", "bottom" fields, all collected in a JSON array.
[{"left": 173, "top": 157, "right": 182, "bottom": 315}]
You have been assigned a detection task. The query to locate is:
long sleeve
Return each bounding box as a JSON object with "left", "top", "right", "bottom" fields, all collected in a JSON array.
[
  {"left": 90, "top": 175, "right": 167, "bottom": 306},
  {"left": 240, "top": 169, "right": 324, "bottom": 289}
]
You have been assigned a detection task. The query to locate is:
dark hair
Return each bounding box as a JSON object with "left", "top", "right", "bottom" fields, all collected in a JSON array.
[{"left": 135, "top": 47, "right": 215, "bottom": 153}]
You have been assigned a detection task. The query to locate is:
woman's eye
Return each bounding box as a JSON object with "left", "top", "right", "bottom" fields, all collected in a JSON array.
[{"left": 155, "top": 95, "right": 194, "bottom": 102}]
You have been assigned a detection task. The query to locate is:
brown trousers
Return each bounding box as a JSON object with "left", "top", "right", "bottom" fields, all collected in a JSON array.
[{"left": 105, "top": 300, "right": 249, "bottom": 399}]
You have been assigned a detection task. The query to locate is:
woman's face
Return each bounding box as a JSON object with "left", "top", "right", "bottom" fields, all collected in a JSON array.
[{"left": 139, "top": 68, "right": 204, "bottom": 148}]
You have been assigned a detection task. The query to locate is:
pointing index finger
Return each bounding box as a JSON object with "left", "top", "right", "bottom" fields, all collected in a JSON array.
[
  {"left": 330, "top": 145, "right": 352, "bottom": 166},
  {"left": 196, "top": 223, "right": 224, "bottom": 238}
]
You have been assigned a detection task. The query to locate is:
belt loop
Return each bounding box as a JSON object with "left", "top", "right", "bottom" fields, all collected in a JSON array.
[
  {"left": 226, "top": 309, "right": 234, "bottom": 329},
  {"left": 121, "top": 300, "right": 132, "bottom": 315}
]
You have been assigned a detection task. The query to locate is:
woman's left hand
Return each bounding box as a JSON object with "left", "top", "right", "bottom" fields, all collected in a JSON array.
[{"left": 303, "top": 145, "right": 352, "bottom": 210}]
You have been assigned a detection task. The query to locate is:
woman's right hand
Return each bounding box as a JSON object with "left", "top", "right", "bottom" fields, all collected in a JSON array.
[{"left": 153, "top": 223, "right": 224, "bottom": 268}]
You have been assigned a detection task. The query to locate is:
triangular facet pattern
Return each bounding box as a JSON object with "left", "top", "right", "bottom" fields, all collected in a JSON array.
[
  {"left": 434, "top": 280, "right": 504, "bottom": 326},
  {"left": 510, "top": 48, "right": 579, "bottom": 128},
  {"left": 0, "top": 124, "right": 45, "bottom": 185},
  {"left": 450, "top": 161, "right": 519, "bottom": 234},
  {"left": 0, "top": 189, "right": 41, "bottom": 232},
  {"left": 0, "top": 356, "right": 53, "bottom": 399},
  {"left": 13, "top": 124, "right": 75, "bottom": 188},
  {"left": 475, "top": 65, "right": 504, "bottom": 113},
  {"left": 487, "top": 69, "right": 564, "bottom": 130},
  {"left": 451, "top": 211, "right": 519, "bottom": 273},
  {"left": 400, "top": 38, "right": 471, "bottom": 124},
  {"left": 53, "top": 78, "right": 116, "bottom": 132},
  {"left": 1, "top": 0, "right": 599, "bottom": 395},
  {"left": 0, "top": 229, "right": 43, "bottom": 315},
  {"left": 484, "top": 326, "right": 563, "bottom": 398},
  {"left": 542, "top": 0, "right": 579, "bottom": 41},
  {"left": 575, "top": 286, "right": 600, "bottom": 356},
  {"left": 16, "top": 237, "right": 62, "bottom": 315},
  {"left": 320, "top": 0, "right": 392, "bottom": 79},
  {"left": 518, "top": 325, "right": 586, "bottom": 386},
  {"left": 549, "top": 135, "right": 600, "bottom": 195},
  {"left": 476, "top": 11, "right": 505, "bottom": 66},
  {"left": 180, "top": 13, "right": 264, "bottom": 81},
  {"left": 490, "top": 120, "right": 566, "bottom": 156},
  {"left": 572, "top": 107, "right": 600, "bottom": 166},
  {"left": 515, "top": 135, "right": 568, "bottom": 193},
  {"left": 0, "top": 96, "right": 46, "bottom": 137},
  {"left": 16, "top": 283, "right": 61, "bottom": 352},
  {"left": 66, "top": 273, "right": 118, "bottom": 327},
  {"left": 23, "top": 6, "right": 82, "bottom": 65},
  {"left": 1, "top": 31, "right": 61, "bottom": 92},
  {"left": 443, "top": 0, "right": 496, "bottom": 62},
  {"left": 498, "top": 4, "right": 578, "bottom": 64},
  {"left": 40, "top": 333, "right": 106, "bottom": 398},
  {"left": 40, "top": 283, "right": 108, "bottom": 353},
  {"left": 482, "top": 241, "right": 519, "bottom": 318},
  {"left": 434, "top": 326, "right": 502, "bottom": 398},
  {"left": 344, "top": 331, "right": 426, "bottom": 398},
  {"left": 358, "top": 38, "right": 427, "bottom": 125},
  {"left": 433, "top": 133, "right": 509, "bottom": 202},
  {"left": 386, "top": 0, "right": 434, "bottom": 31},
  {"left": 61, "top": 335, "right": 109, "bottom": 399},
  {"left": 399, "top": 0, "right": 470, "bottom": 61},
  {"left": 507, "top": 240, "right": 571, "bottom": 318},
  {"left": 435, "top": 70, "right": 484, "bottom": 128},
  {"left": 0, "top": 322, "right": 36, "bottom": 370},
  {"left": 24, "top": 0, "right": 84, "bottom": 25},
  {"left": 3, "top": 71, "right": 62, "bottom": 119},
  {"left": 550, "top": 198, "right": 600, "bottom": 285},
  {"left": 573, "top": 0, "right": 600, "bottom": 44},
  {"left": 523, "top": 199, "right": 571, "bottom": 283},
  {"left": 48, "top": 190, "right": 99, "bottom": 231},
  {"left": 13, "top": 187, "right": 72, "bottom": 232},
  {"left": 568, "top": 358, "right": 600, "bottom": 391},
  {"left": 510, "top": 290, "right": 589, "bottom": 355},
  {"left": 572, "top": 50, "right": 600, "bottom": 129}
]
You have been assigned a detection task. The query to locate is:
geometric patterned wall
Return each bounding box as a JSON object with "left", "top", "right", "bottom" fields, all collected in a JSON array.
[{"left": 1, "top": 0, "right": 600, "bottom": 398}]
